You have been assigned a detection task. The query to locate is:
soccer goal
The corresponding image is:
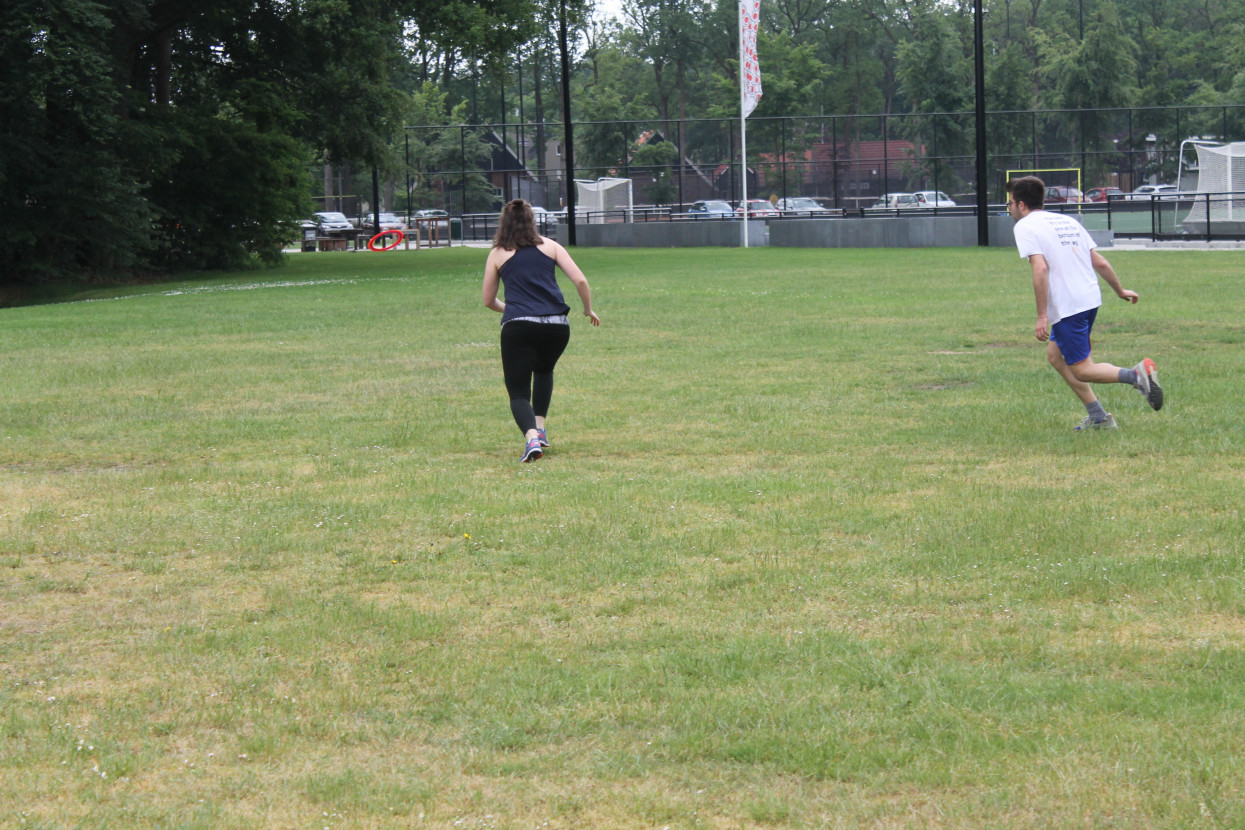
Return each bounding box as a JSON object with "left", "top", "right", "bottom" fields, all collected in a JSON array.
[
  {"left": 1005, "top": 167, "right": 1083, "bottom": 202},
  {"left": 1179, "top": 140, "right": 1245, "bottom": 234},
  {"left": 574, "top": 177, "right": 634, "bottom": 224}
]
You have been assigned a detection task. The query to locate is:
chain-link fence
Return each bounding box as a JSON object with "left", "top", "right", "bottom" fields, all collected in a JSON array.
[{"left": 319, "top": 104, "right": 1245, "bottom": 242}]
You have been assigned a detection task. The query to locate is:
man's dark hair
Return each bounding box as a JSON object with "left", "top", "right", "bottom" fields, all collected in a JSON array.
[{"left": 1006, "top": 176, "right": 1045, "bottom": 210}]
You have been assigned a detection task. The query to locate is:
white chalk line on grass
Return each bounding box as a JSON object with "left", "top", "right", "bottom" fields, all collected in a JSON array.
[
  {"left": 161, "top": 278, "right": 361, "bottom": 295},
  {"left": 76, "top": 275, "right": 457, "bottom": 303}
]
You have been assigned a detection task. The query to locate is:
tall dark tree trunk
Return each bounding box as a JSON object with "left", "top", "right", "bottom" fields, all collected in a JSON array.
[{"left": 154, "top": 28, "right": 173, "bottom": 105}]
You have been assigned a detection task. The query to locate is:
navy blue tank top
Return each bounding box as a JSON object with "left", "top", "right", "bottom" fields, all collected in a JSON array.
[{"left": 499, "top": 246, "right": 571, "bottom": 324}]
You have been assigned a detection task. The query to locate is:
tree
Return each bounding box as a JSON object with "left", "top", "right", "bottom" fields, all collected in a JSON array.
[
  {"left": 1, "top": 0, "right": 542, "bottom": 289},
  {"left": 1, "top": 0, "right": 156, "bottom": 282},
  {"left": 575, "top": 83, "right": 651, "bottom": 175},
  {"left": 621, "top": 0, "right": 704, "bottom": 121},
  {"left": 631, "top": 141, "right": 680, "bottom": 204},
  {"left": 403, "top": 83, "right": 497, "bottom": 213},
  {"left": 1039, "top": 1, "right": 1137, "bottom": 169},
  {"left": 896, "top": 10, "right": 974, "bottom": 191}
]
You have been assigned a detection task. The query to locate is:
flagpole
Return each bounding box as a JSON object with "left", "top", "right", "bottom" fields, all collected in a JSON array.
[{"left": 739, "top": 0, "right": 749, "bottom": 248}]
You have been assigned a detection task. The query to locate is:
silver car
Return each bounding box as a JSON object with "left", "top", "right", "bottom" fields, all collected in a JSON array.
[
  {"left": 777, "top": 197, "right": 834, "bottom": 215},
  {"left": 310, "top": 211, "right": 353, "bottom": 232}
]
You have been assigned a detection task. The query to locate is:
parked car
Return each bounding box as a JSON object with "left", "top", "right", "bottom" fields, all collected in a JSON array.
[
  {"left": 1045, "top": 186, "right": 1084, "bottom": 204},
  {"left": 776, "top": 197, "right": 834, "bottom": 215},
  {"left": 1129, "top": 184, "right": 1182, "bottom": 201},
  {"left": 1084, "top": 186, "right": 1126, "bottom": 202},
  {"left": 913, "top": 190, "right": 957, "bottom": 207},
  {"left": 307, "top": 211, "right": 354, "bottom": 233},
  {"left": 412, "top": 209, "right": 450, "bottom": 231},
  {"left": 686, "top": 199, "right": 736, "bottom": 218},
  {"left": 530, "top": 206, "right": 565, "bottom": 224},
  {"left": 736, "top": 199, "right": 781, "bottom": 217},
  {"left": 354, "top": 212, "right": 406, "bottom": 232},
  {"left": 872, "top": 193, "right": 919, "bottom": 210}
]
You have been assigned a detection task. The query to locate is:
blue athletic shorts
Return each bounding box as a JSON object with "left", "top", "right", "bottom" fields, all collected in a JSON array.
[{"left": 1050, "top": 307, "right": 1098, "bottom": 365}]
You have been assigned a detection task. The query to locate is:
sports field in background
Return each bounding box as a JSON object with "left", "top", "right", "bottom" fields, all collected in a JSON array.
[{"left": 2, "top": 246, "right": 1242, "bottom": 828}]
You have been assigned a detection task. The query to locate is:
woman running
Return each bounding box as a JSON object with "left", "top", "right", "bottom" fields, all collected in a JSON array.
[{"left": 482, "top": 199, "right": 600, "bottom": 462}]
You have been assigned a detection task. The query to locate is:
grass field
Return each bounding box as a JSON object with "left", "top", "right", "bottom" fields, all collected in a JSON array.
[{"left": 2, "top": 246, "right": 1243, "bottom": 828}]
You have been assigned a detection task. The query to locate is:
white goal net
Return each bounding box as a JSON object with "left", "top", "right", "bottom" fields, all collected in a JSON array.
[
  {"left": 1182, "top": 141, "right": 1245, "bottom": 224},
  {"left": 574, "top": 177, "right": 633, "bottom": 223}
]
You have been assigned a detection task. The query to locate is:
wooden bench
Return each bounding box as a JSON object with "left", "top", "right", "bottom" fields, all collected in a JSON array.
[{"left": 317, "top": 237, "right": 348, "bottom": 251}]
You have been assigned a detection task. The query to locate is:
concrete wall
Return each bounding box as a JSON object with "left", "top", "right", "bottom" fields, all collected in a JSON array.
[
  {"left": 772, "top": 215, "right": 1017, "bottom": 248},
  {"left": 556, "top": 220, "right": 767, "bottom": 248},
  {"left": 556, "top": 216, "right": 1113, "bottom": 249}
]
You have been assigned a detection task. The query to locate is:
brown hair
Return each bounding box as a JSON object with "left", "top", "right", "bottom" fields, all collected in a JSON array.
[
  {"left": 492, "top": 199, "right": 544, "bottom": 250},
  {"left": 1006, "top": 176, "right": 1046, "bottom": 210}
]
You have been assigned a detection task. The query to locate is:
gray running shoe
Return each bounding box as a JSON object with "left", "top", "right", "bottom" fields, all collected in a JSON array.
[
  {"left": 521, "top": 437, "right": 543, "bottom": 463},
  {"left": 1132, "top": 358, "right": 1163, "bottom": 411},
  {"left": 1074, "top": 413, "right": 1118, "bottom": 431}
]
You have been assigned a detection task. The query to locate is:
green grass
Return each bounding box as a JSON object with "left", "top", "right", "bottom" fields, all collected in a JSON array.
[{"left": 2, "top": 246, "right": 1243, "bottom": 828}]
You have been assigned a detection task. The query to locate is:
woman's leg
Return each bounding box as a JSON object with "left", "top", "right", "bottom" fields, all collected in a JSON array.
[
  {"left": 531, "top": 325, "right": 570, "bottom": 421},
  {"left": 500, "top": 323, "right": 540, "bottom": 436}
]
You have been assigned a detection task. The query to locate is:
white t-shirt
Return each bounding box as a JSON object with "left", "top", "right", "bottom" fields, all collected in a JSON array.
[{"left": 1013, "top": 210, "right": 1100, "bottom": 325}]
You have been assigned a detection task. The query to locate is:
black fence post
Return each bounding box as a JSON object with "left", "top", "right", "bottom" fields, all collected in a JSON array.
[
  {"left": 677, "top": 119, "right": 684, "bottom": 209},
  {"left": 882, "top": 114, "right": 889, "bottom": 199},
  {"left": 781, "top": 117, "right": 788, "bottom": 199}
]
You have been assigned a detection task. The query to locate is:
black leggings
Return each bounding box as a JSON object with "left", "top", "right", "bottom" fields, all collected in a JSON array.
[{"left": 500, "top": 321, "right": 571, "bottom": 434}]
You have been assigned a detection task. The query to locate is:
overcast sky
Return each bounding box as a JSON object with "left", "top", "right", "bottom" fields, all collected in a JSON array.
[{"left": 593, "top": 0, "right": 626, "bottom": 23}]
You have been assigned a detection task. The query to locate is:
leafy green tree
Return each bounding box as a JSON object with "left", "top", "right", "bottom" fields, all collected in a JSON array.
[
  {"left": 1, "top": 0, "right": 155, "bottom": 284},
  {"left": 631, "top": 141, "right": 680, "bottom": 204},
  {"left": 896, "top": 11, "right": 973, "bottom": 191},
  {"left": 987, "top": 41, "right": 1034, "bottom": 112},
  {"left": 403, "top": 83, "right": 497, "bottom": 213},
  {"left": 1039, "top": 2, "right": 1137, "bottom": 161},
  {"left": 621, "top": 0, "right": 704, "bottom": 121},
  {"left": 575, "top": 84, "right": 651, "bottom": 174},
  {"left": 1, "top": 0, "right": 541, "bottom": 289},
  {"left": 814, "top": 1, "right": 889, "bottom": 118},
  {"left": 143, "top": 107, "right": 314, "bottom": 270}
]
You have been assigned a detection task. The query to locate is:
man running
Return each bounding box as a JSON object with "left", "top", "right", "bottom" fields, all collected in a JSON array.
[{"left": 1006, "top": 176, "right": 1163, "bottom": 429}]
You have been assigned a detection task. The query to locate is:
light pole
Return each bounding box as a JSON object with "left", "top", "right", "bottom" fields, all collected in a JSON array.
[
  {"left": 974, "top": 0, "right": 989, "bottom": 246},
  {"left": 559, "top": 0, "right": 577, "bottom": 245}
]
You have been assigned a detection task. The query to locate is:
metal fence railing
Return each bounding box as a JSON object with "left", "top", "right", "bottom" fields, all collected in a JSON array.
[{"left": 447, "top": 192, "right": 1245, "bottom": 244}]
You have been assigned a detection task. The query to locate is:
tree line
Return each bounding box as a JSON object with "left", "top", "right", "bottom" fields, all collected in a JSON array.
[
  {"left": 4, "top": 0, "right": 1243, "bottom": 293},
  {"left": 440, "top": 0, "right": 1245, "bottom": 182},
  {"left": 1, "top": 0, "right": 572, "bottom": 293}
]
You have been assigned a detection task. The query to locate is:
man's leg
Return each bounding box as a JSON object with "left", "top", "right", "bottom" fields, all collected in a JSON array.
[
  {"left": 1067, "top": 355, "right": 1127, "bottom": 385},
  {"left": 1048, "top": 341, "right": 1117, "bottom": 428},
  {"left": 1047, "top": 340, "right": 1098, "bottom": 405},
  {"left": 1064, "top": 351, "right": 1163, "bottom": 411}
]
